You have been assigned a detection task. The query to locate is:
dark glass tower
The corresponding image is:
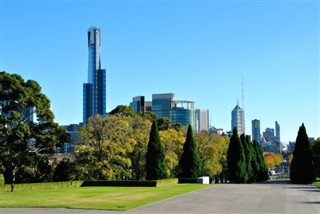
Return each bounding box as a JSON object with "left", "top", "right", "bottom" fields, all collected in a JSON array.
[{"left": 83, "top": 27, "right": 106, "bottom": 124}]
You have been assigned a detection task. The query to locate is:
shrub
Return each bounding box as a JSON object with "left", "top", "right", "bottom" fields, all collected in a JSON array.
[
  {"left": 0, "top": 174, "right": 4, "bottom": 188},
  {"left": 81, "top": 179, "right": 178, "bottom": 187}
]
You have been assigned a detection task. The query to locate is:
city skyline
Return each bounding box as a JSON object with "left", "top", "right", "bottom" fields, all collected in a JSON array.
[{"left": 1, "top": 1, "right": 319, "bottom": 142}]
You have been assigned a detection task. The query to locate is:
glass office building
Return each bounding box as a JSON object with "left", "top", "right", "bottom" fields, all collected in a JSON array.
[
  {"left": 231, "top": 105, "right": 245, "bottom": 135},
  {"left": 83, "top": 27, "right": 106, "bottom": 124},
  {"left": 252, "top": 119, "right": 261, "bottom": 142}
]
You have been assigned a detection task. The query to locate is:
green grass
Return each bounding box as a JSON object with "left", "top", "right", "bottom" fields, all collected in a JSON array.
[
  {"left": 313, "top": 177, "right": 320, "bottom": 188},
  {"left": 0, "top": 184, "right": 210, "bottom": 211}
]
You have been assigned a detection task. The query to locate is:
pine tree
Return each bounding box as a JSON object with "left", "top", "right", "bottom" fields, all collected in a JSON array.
[
  {"left": 240, "top": 134, "right": 251, "bottom": 183},
  {"left": 227, "top": 128, "right": 247, "bottom": 183},
  {"left": 253, "top": 140, "right": 269, "bottom": 182},
  {"left": 249, "top": 139, "right": 260, "bottom": 183},
  {"left": 145, "top": 121, "right": 168, "bottom": 180},
  {"left": 290, "top": 123, "right": 315, "bottom": 184},
  {"left": 178, "top": 125, "right": 201, "bottom": 178}
]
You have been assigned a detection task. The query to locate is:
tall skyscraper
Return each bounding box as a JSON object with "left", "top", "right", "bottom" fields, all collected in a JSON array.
[
  {"left": 252, "top": 119, "right": 261, "bottom": 142},
  {"left": 275, "top": 121, "right": 280, "bottom": 141},
  {"left": 231, "top": 104, "right": 245, "bottom": 135},
  {"left": 195, "top": 109, "right": 209, "bottom": 133},
  {"left": 83, "top": 27, "right": 106, "bottom": 124}
]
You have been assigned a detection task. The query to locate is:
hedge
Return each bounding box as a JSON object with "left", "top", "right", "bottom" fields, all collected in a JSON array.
[
  {"left": 0, "top": 180, "right": 83, "bottom": 192},
  {"left": 81, "top": 178, "right": 179, "bottom": 187},
  {"left": 178, "top": 178, "right": 198, "bottom": 184}
]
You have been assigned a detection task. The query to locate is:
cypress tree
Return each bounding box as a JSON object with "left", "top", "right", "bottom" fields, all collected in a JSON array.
[
  {"left": 145, "top": 121, "right": 168, "bottom": 180},
  {"left": 249, "top": 139, "right": 260, "bottom": 183},
  {"left": 227, "top": 128, "right": 247, "bottom": 183},
  {"left": 290, "top": 123, "right": 315, "bottom": 184},
  {"left": 253, "top": 140, "right": 269, "bottom": 182},
  {"left": 240, "top": 134, "right": 251, "bottom": 183},
  {"left": 178, "top": 125, "right": 201, "bottom": 178}
]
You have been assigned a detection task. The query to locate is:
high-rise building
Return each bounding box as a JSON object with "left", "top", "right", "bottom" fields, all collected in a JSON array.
[
  {"left": 263, "top": 128, "right": 274, "bottom": 142},
  {"left": 152, "top": 93, "right": 175, "bottom": 119},
  {"left": 275, "top": 121, "right": 280, "bottom": 141},
  {"left": 195, "top": 109, "right": 209, "bottom": 133},
  {"left": 83, "top": 27, "right": 106, "bottom": 124},
  {"left": 151, "top": 93, "right": 195, "bottom": 129},
  {"left": 231, "top": 104, "right": 245, "bottom": 135},
  {"left": 252, "top": 119, "right": 261, "bottom": 142},
  {"left": 130, "top": 96, "right": 151, "bottom": 113}
]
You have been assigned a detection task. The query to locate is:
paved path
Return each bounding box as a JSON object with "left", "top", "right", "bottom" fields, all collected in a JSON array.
[{"left": 1, "top": 182, "right": 319, "bottom": 214}]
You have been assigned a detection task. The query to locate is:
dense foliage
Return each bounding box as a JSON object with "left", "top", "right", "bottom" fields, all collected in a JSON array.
[
  {"left": 0, "top": 72, "right": 69, "bottom": 191},
  {"left": 311, "top": 138, "right": 320, "bottom": 177},
  {"left": 227, "top": 128, "right": 268, "bottom": 183},
  {"left": 145, "top": 121, "right": 168, "bottom": 180},
  {"left": 290, "top": 124, "right": 315, "bottom": 184},
  {"left": 178, "top": 125, "right": 201, "bottom": 178}
]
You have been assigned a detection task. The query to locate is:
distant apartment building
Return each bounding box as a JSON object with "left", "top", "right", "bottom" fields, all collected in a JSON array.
[
  {"left": 252, "top": 119, "right": 261, "bottom": 143},
  {"left": 231, "top": 105, "right": 245, "bottom": 135},
  {"left": 195, "top": 109, "right": 209, "bottom": 133}
]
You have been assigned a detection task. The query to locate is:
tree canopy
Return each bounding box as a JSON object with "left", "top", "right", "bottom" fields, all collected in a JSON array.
[{"left": 0, "top": 72, "right": 68, "bottom": 191}]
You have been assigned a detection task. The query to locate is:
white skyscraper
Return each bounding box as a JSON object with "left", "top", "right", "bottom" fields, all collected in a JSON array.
[{"left": 195, "top": 109, "right": 209, "bottom": 133}]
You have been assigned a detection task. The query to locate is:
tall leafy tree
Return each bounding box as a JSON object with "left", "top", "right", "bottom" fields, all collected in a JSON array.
[
  {"left": 76, "top": 115, "right": 133, "bottom": 180},
  {"left": 145, "top": 121, "right": 168, "bottom": 180},
  {"left": 0, "top": 72, "right": 68, "bottom": 191},
  {"left": 290, "top": 123, "right": 315, "bottom": 184},
  {"left": 227, "top": 128, "right": 247, "bottom": 183},
  {"left": 178, "top": 125, "right": 201, "bottom": 178}
]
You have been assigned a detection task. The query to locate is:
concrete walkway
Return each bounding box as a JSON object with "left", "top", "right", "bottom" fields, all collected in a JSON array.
[{"left": 1, "top": 182, "right": 319, "bottom": 214}]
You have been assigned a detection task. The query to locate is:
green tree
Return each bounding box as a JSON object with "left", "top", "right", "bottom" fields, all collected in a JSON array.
[
  {"left": 76, "top": 115, "right": 133, "bottom": 180},
  {"left": 110, "top": 105, "right": 135, "bottom": 118},
  {"left": 129, "top": 116, "right": 152, "bottom": 180},
  {"left": 156, "top": 117, "right": 172, "bottom": 131},
  {"left": 0, "top": 72, "right": 68, "bottom": 191},
  {"left": 311, "top": 138, "right": 320, "bottom": 177},
  {"left": 145, "top": 121, "right": 168, "bottom": 180},
  {"left": 240, "top": 134, "right": 251, "bottom": 183},
  {"left": 159, "top": 128, "right": 185, "bottom": 177},
  {"left": 290, "top": 123, "right": 315, "bottom": 184},
  {"left": 227, "top": 128, "right": 247, "bottom": 183},
  {"left": 253, "top": 140, "right": 269, "bottom": 182},
  {"left": 53, "top": 158, "right": 76, "bottom": 181},
  {"left": 248, "top": 138, "right": 260, "bottom": 183},
  {"left": 178, "top": 125, "right": 201, "bottom": 178}
]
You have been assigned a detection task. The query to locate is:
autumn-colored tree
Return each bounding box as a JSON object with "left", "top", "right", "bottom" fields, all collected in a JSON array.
[
  {"left": 263, "top": 152, "right": 283, "bottom": 169},
  {"left": 76, "top": 115, "right": 133, "bottom": 180},
  {"left": 197, "top": 131, "right": 229, "bottom": 181},
  {"left": 159, "top": 128, "right": 185, "bottom": 177},
  {"left": 129, "top": 116, "right": 152, "bottom": 180}
]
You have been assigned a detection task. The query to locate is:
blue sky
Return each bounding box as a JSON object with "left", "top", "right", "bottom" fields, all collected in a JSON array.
[{"left": 1, "top": 0, "right": 319, "bottom": 143}]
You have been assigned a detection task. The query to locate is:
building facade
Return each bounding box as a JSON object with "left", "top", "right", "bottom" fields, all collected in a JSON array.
[
  {"left": 195, "top": 109, "right": 209, "bottom": 133},
  {"left": 252, "top": 119, "right": 261, "bottom": 143},
  {"left": 130, "top": 96, "right": 152, "bottom": 113},
  {"left": 231, "top": 105, "right": 245, "bottom": 135},
  {"left": 83, "top": 27, "right": 106, "bottom": 124},
  {"left": 275, "top": 121, "right": 280, "bottom": 141}
]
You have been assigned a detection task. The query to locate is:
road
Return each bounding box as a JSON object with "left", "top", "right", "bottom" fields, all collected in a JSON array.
[{"left": 1, "top": 182, "right": 319, "bottom": 214}]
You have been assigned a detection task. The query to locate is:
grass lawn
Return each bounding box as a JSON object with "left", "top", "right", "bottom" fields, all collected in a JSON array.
[
  {"left": 313, "top": 178, "right": 320, "bottom": 188},
  {"left": 0, "top": 184, "right": 210, "bottom": 211}
]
